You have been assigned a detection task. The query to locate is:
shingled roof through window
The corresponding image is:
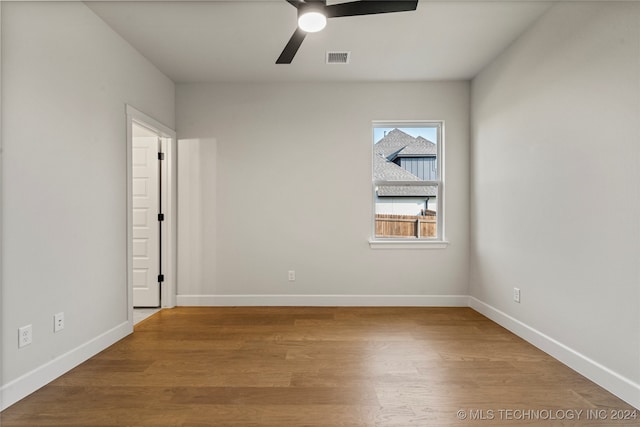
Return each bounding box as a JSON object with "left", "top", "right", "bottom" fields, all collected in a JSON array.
[
  {"left": 374, "top": 154, "right": 421, "bottom": 181},
  {"left": 374, "top": 128, "right": 437, "bottom": 160},
  {"left": 374, "top": 128, "right": 417, "bottom": 159},
  {"left": 377, "top": 183, "right": 437, "bottom": 197},
  {"left": 395, "top": 136, "right": 437, "bottom": 157},
  {"left": 373, "top": 129, "right": 438, "bottom": 197}
]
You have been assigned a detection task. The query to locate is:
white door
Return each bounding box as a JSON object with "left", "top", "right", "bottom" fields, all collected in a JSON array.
[{"left": 132, "top": 126, "right": 161, "bottom": 307}]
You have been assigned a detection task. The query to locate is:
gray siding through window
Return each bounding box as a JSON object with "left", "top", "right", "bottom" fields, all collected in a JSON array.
[{"left": 397, "top": 157, "right": 437, "bottom": 181}]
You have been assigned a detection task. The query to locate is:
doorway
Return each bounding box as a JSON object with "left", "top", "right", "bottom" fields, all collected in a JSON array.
[{"left": 126, "top": 106, "right": 176, "bottom": 318}]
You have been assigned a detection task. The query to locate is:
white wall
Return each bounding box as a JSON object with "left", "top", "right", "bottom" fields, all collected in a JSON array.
[
  {"left": 177, "top": 138, "right": 217, "bottom": 298},
  {"left": 1, "top": 2, "right": 174, "bottom": 408},
  {"left": 470, "top": 2, "right": 640, "bottom": 407},
  {"left": 376, "top": 198, "right": 428, "bottom": 216},
  {"left": 176, "top": 82, "right": 469, "bottom": 305}
]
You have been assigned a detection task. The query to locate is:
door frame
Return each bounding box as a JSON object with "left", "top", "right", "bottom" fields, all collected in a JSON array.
[{"left": 126, "top": 105, "right": 177, "bottom": 322}]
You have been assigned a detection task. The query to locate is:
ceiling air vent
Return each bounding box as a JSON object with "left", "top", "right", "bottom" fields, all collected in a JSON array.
[{"left": 326, "top": 51, "right": 351, "bottom": 64}]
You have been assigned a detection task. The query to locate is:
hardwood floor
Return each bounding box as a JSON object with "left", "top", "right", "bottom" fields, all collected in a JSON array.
[{"left": 1, "top": 307, "right": 636, "bottom": 426}]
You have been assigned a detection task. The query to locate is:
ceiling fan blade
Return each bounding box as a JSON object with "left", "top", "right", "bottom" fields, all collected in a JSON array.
[
  {"left": 276, "top": 28, "right": 307, "bottom": 64},
  {"left": 287, "top": 0, "right": 326, "bottom": 8},
  {"left": 326, "top": 0, "right": 418, "bottom": 18}
]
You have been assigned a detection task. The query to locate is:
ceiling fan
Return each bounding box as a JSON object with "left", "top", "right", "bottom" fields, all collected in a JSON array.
[{"left": 277, "top": 0, "right": 419, "bottom": 64}]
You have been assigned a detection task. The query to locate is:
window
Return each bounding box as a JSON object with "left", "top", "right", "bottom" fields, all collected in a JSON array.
[{"left": 371, "top": 121, "right": 445, "bottom": 247}]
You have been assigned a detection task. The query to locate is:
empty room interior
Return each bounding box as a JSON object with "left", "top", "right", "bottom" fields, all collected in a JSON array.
[{"left": 1, "top": 0, "right": 639, "bottom": 425}]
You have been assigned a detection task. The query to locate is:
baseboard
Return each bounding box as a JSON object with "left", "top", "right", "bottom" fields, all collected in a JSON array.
[
  {"left": 0, "top": 321, "right": 132, "bottom": 411},
  {"left": 468, "top": 297, "right": 640, "bottom": 410},
  {"left": 176, "top": 294, "right": 470, "bottom": 307}
]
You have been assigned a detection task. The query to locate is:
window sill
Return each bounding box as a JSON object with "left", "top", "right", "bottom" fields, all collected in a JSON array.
[{"left": 368, "top": 239, "right": 449, "bottom": 249}]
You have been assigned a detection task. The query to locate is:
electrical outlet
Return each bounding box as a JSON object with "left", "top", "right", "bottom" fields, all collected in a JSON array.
[
  {"left": 54, "top": 312, "right": 64, "bottom": 333},
  {"left": 288, "top": 270, "right": 296, "bottom": 281},
  {"left": 513, "top": 288, "right": 521, "bottom": 303},
  {"left": 18, "top": 325, "right": 32, "bottom": 348}
]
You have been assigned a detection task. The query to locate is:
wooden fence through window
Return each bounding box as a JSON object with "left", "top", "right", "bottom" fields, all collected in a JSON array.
[{"left": 375, "top": 213, "right": 437, "bottom": 238}]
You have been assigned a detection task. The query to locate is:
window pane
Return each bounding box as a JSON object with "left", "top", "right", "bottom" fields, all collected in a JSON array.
[
  {"left": 373, "top": 127, "right": 438, "bottom": 182},
  {"left": 375, "top": 184, "right": 438, "bottom": 238},
  {"left": 372, "top": 123, "right": 442, "bottom": 241}
]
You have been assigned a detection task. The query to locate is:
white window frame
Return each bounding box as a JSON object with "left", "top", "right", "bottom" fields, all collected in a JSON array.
[{"left": 369, "top": 120, "right": 448, "bottom": 249}]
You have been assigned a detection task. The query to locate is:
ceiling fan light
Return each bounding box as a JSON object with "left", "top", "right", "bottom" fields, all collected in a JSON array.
[{"left": 298, "top": 11, "right": 327, "bottom": 33}]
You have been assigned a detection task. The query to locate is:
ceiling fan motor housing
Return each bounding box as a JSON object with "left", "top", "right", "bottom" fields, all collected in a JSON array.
[{"left": 298, "top": 3, "right": 327, "bottom": 33}]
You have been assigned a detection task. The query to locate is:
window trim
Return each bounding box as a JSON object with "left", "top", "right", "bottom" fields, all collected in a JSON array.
[{"left": 370, "top": 120, "right": 446, "bottom": 247}]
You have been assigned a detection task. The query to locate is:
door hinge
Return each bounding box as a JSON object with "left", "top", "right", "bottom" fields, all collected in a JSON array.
[
  {"left": 158, "top": 274, "right": 164, "bottom": 283},
  {"left": 158, "top": 213, "right": 165, "bottom": 221},
  {"left": 158, "top": 152, "right": 165, "bottom": 160}
]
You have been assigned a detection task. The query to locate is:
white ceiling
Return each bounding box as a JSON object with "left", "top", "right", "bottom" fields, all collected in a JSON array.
[{"left": 86, "top": 1, "right": 552, "bottom": 83}]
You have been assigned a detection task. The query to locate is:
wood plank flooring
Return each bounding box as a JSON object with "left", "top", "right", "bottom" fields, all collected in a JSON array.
[{"left": 1, "top": 307, "right": 637, "bottom": 426}]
